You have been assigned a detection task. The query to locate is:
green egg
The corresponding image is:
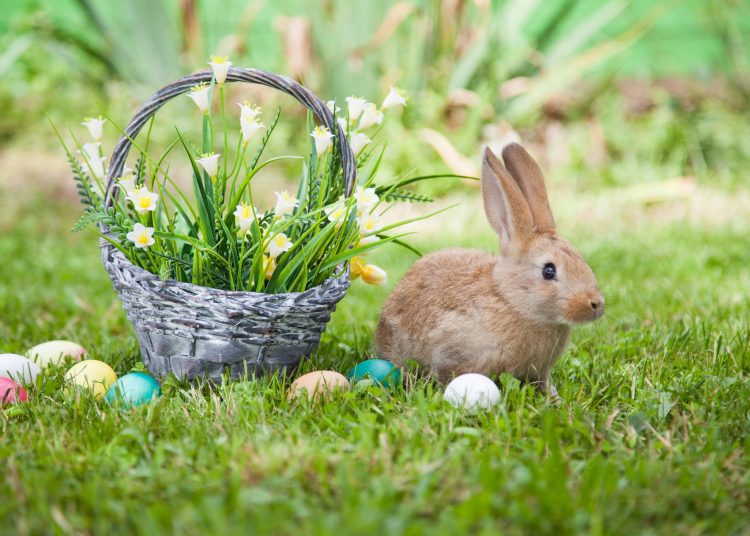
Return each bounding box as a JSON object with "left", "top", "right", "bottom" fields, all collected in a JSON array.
[{"left": 346, "top": 359, "right": 402, "bottom": 388}]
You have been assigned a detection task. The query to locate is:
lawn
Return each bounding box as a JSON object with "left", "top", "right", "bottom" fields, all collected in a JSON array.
[{"left": 1, "top": 164, "right": 748, "bottom": 534}]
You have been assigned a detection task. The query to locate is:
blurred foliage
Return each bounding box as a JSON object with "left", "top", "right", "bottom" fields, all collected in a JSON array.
[{"left": 0, "top": 0, "right": 748, "bottom": 195}]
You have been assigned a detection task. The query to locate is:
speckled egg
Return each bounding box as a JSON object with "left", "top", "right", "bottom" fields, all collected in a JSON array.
[
  {"left": 346, "top": 358, "right": 402, "bottom": 388},
  {"left": 0, "top": 353, "right": 41, "bottom": 384},
  {"left": 106, "top": 372, "right": 161, "bottom": 409},
  {"left": 288, "top": 371, "right": 349, "bottom": 400},
  {"left": 27, "top": 340, "right": 87, "bottom": 368},
  {"left": 443, "top": 373, "right": 501, "bottom": 411},
  {"left": 0, "top": 377, "right": 28, "bottom": 405},
  {"left": 65, "top": 360, "right": 117, "bottom": 399}
]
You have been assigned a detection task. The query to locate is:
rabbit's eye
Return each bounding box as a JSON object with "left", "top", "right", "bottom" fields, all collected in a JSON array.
[{"left": 542, "top": 263, "right": 557, "bottom": 280}]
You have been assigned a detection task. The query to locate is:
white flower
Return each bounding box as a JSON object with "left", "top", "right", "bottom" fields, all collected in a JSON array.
[
  {"left": 324, "top": 199, "right": 348, "bottom": 225},
  {"left": 354, "top": 186, "right": 378, "bottom": 209},
  {"left": 311, "top": 126, "right": 333, "bottom": 154},
  {"left": 266, "top": 233, "right": 293, "bottom": 258},
  {"left": 127, "top": 187, "right": 159, "bottom": 213},
  {"left": 233, "top": 203, "right": 256, "bottom": 235},
  {"left": 382, "top": 86, "right": 407, "bottom": 109},
  {"left": 349, "top": 132, "right": 371, "bottom": 156},
  {"left": 126, "top": 223, "right": 155, "bottom": 249},
  {"left": 209, "top": 55, "right": 232, "bottom": 84},
  {"left": 238, "top": 101, "right": 262, "bottom": 121},
  {"left": 361, "top": 264, "right": 387, "bottom": 285},
  {"left": 81, "top": 116, "right": 106, "bottom": 141},
  {"left": 81, "top": 142, "right": 100, "bottom": 160},
  {"left": 188, "top": 82, "right": 211, "bottom": 113},
  {"left": 117, "top": 170, "right": 137, "bottom": 195},
  {"left": 274, "top": 191, "right": 298, "bottom": 218},
  {"left": 345, "top": 97, "right": 368, "bottom": 121},
  {"left": 80, "top": 142, "right": 105, "bottom": 178},
  {"left": 196, "top": 152, "right": 220, "bottom": 178},
  {"left": 237, "top": 102, "right": 265, "bottom": 145},
  {"left": 358, "top": 103, "right": 384, "bottom": 129},
  {"left": 240, "top": 118, "right": 265, "bottom": 146},
  {"left": 337, "top": 117, "right": 348, "bottom": 133},
  {"left": 326, "top": 100, "right": 340, "bottom": 114},
  {"left": 358, "top": 211, "right": 381, "bottom": 235}
]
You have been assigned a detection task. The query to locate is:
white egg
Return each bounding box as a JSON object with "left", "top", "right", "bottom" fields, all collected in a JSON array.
[
  {"left": 443, "top": 373, "right": 501, "bottom": 411},
  {"left": 0, "top": 353, "right": 42, "bottom": 384},
  {"left": 27, "top": 340, "right": 87, "bottom": 368}
]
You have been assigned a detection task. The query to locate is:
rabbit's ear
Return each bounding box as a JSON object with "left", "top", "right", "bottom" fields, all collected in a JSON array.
[
  {"left": 482, "top": 147, "right": 534, "bottom": 247},
  {"left": 501, "top": 143, "right": 555, "bottom": 233}
]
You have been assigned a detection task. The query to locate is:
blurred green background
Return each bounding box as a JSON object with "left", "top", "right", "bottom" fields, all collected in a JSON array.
[{"left": 2, "top": 0, "right": 750, "bottom": 193}]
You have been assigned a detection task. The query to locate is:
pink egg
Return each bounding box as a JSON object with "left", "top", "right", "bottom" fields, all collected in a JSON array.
[{"left": 0, "top": 377, "right": 28, "bottom": 405}]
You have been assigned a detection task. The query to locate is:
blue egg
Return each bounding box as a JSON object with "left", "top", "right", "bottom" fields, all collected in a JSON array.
[
  {"left": 346, "top": 358, "right": 402, "bottom": 388},
  {"left": 106, "top": 372, "right": 161, "bottom": 409}
]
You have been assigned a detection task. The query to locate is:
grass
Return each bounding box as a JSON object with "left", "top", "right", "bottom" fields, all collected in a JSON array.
[{"left": 1, "top": 163, "right": 749, "bottom": 535}]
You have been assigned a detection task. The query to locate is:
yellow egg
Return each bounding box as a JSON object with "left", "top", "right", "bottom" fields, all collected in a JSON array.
[
  {"left": 27, "top": 340, "right": 87, "bottom": 368},
  {"left": 65, "top": 360, "right": 117, "bottom": 399},
  {"left": 288, "top": 371, "right": 349, "bottom": 400}
]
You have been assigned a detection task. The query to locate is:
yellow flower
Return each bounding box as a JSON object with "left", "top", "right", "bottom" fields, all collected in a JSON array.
[
  {"left": 209, "top": 55, "right": 232, "bottom": 84},
  {"left": 264, "top": 255, "right": 276, "bottom": 280},
  {"left": 350, "top": 256, "right": 367, "bottom": 280},
  {"left": 362, "top": 264, "right": 387, "bottom": 285},
  {"left": 126, "top": 223, "right": 155, "bottom": 249}
]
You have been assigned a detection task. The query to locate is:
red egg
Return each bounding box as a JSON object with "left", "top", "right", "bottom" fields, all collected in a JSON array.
[{"left": 0, "top": 377, "right": 28, "bottom": 405}]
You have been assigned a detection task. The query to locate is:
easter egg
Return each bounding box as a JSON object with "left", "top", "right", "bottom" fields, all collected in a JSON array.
[
  {"left": 0, "top": 353, "right": 41, "bottom": 384},
  {"left": 106, "top": 372, "right": 161, "bottom": 409},
  {"left": 0, "top": 377, "right": 28, "bottom": 405},
  {"left": 346, "top": 358, "right": 402, "bottom": 388},
  {"left": 443, "top": 373, "right": 500, "bottom": 411},
  {"left": 27, "top": 340, "right": 87, "bottom": 368},
  {"left": 289, "top": 371, "right": 349, "bottom": 400},
  {"left": 65, "top": 360, "right": 117, "bottom": 399}
]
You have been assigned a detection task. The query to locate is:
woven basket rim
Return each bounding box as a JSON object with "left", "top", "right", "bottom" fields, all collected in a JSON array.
[{"left": 105, "top": 245, "right": 348, "bottom": 300}]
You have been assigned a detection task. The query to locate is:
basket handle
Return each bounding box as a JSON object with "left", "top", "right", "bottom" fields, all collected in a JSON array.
[{"left": 104, "top": 68, "right": 357, "bottom": 208}]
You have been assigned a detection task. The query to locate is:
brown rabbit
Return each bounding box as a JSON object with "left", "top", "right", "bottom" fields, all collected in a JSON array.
[{"left": 375, "top": 143, "right": 604, "bottom": 396}]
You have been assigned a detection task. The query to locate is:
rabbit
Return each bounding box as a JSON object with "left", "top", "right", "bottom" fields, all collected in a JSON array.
[{"left": 375, "top": 143, "right": 604, "bottom": 397}]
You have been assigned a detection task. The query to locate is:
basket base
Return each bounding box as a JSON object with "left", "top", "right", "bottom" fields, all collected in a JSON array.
[{"left": 139, "top": 333, "right": 316, "bottom": 381}]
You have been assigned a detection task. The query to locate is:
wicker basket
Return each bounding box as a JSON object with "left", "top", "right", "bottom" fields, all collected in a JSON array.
[{"left": 100, "top": 68, "right": 357, "bottom": 381}]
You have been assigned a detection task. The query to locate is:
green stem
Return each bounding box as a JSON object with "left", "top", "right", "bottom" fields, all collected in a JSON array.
[{"left": 220, "top": 85, "right": 228, "bottom": 177}]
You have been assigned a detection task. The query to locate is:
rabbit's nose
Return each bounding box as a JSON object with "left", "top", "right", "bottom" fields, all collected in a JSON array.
[{"left": 589, "top": 292, "right": 605, "bottom": 317}]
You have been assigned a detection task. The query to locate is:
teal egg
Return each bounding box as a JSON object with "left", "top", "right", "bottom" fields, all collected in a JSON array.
[
  {"left": 346, "top": 359, "right": 402, "bottom": 388},
  {"left": 106, "top": 372, "right": 161, "bottom": 409}
]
